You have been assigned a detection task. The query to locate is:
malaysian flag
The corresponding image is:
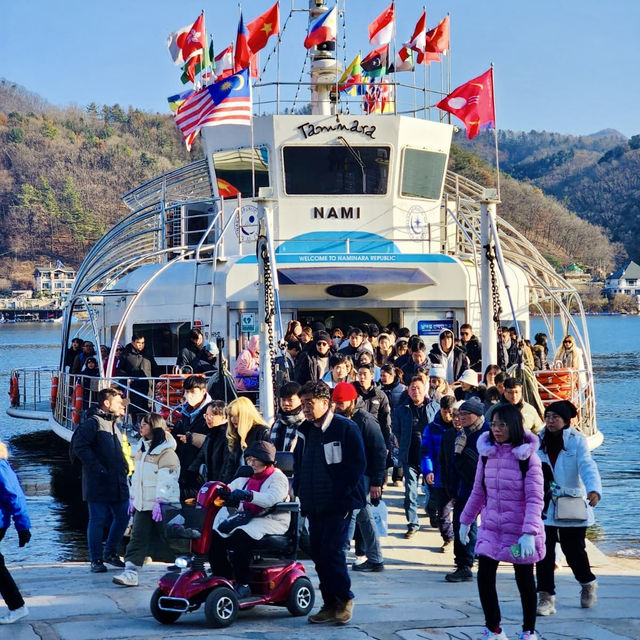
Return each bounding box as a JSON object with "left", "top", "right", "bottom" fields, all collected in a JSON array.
[{"left": 174, "top": 68, "right": 251, "bottom": 149}]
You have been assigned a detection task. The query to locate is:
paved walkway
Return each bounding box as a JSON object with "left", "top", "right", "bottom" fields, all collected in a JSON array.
[{"left": 5, "top": 484, "right": 640, "bottom": 640}]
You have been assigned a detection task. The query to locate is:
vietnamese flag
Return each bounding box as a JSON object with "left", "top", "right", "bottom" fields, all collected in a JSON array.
[
  {"left": 436, "top": 68, "right": 495, "bottom": 139},
  {"left": 217, "top": 178, "right": 240, "bottom": 198},
  {"left": 368, "top": 3, "right": 395, "bottom": 47},
  {"left": 235, "top": 11, "right": 252, "bottom": 72},
  {"left": 247, "top": 2, "right": 280, "bottom": 54}
]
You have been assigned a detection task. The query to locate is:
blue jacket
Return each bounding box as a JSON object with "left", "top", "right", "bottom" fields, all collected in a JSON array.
[
  {"left": 420, "top": 411, "right": 452, "bottom": 488},
  {"left": 293, "top": 412, "right": 366, "bottom": 513},
  {"left": 392, "top": 401, "right": 439, "bottom": 467},
  {"left": 0, "top": 459, "right": 31, "bottom": 532}
]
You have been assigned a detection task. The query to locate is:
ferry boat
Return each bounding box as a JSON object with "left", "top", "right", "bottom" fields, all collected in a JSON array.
[{"left": 6, "top": 1, "right": 602, "bottom": 449}]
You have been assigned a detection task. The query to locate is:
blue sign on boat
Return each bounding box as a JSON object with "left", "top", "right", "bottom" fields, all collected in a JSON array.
[{"left": 417, "top": 320, "right": 454, "bottom": 336}]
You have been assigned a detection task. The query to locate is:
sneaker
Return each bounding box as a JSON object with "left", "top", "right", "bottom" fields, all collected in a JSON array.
[
  {"left": 440, "top": 539, "right": 453, "bottom": 553},
  {"left": 536, "top": 591, "right": 556, "bottom": 616},
  {"left": 479, "top": 628, "right": 507, "bottom": 640},
  {"left": 580, "top": 580, "right": 597, "bottom": 608},
  {"left": 112, "top": 569, "right": 139, "bottom": 587},
  {"left": 353, "top": 554, "right": 367, "bottom": 565},
  {"left": 308, "top": 604, "right": 336, "bottom": 624},
  {"left": 334, "top": 598, "right": 354, "bottom": 624},
  {"left": 103, "top": 552, "right": 125, "bottom": 568},
  {"left": 90, "top": 560, "right": 107, "bottom": 573},
  {"left": 404, "top": 525, "right": 419, "bottom": 539},
  {"left": 445, "top": 566, "right": 473, "bottom": 582},
  {"left": 0, "top": 605, "right": 29, "bottom": 625},
  {"left": 352, "top": 560, "right": 384, "bottom": 572},
  {"left": 517, "top": 632, "right": 538, "bottom": 640},
  {"left": 234, "top": 583, "right": 251, "bottom": 599}
]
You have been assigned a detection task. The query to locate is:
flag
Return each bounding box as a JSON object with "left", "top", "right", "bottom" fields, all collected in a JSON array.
[
  {"left": 215, "top": 45, "right": 234, "bottom": 80},
  {"left": 217, "top": 178, "right": 240, "bottom": 198},
  {"left": 405, "top": 11, "right": 427, "bottom": 63},
  {"left": 338, "top": 54, "right": 362, "bottom": 95},
  {"left": 167, "top": 89, "right": 195, "bottom": 113},
  {"left": 304, "top": 5, "right": 337, "bottom": 49},
  {"left": 362, "top": 45, "right": 388, "bottom": 78},
  {"left": 368, "top": 3, "right": 395, "bottom": 47},
  {"left": 174, "top": 68, "right": 252, "bottom": 150},
  {"left": 235, "top": 11, "right": 252, "bottom": 72},
  {"left": 247, "top": 2, "right": 280, "bottom": 54},
  {"left": 426, "top": 15, "right": 450, "bottom": 54},
  {"left": 363, "top": 79, "right": 393, "bottom": 114},
  {"left": 389, "top": 47, "right": 414, "bottom": 73},
  {"left": 436, "top": 68, "right": 495, "bottom": 139},
  {"left": 167, "top": 24, "right": 192, "bottom": 65},
  {"left": 180, "top": 40, "right": 214, "bottom": 85}
]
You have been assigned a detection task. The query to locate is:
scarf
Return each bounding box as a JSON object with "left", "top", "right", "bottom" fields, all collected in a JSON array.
[
  {"left": 454, "top": 418, "right": 483, "bottom": 455},
  {"left": 501, "top": 338, "right": 512, "bottom": 367},
  {"left": 244, "top": 465, "right": 276, "bottom": 515},
  {"left": 274, "top": 406, "right": 305, "bottom": 451}
]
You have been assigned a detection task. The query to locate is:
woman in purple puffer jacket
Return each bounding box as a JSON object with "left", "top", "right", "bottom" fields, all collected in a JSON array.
[{"left": 460, "top": 404, "right": 545, "bottom": 640}]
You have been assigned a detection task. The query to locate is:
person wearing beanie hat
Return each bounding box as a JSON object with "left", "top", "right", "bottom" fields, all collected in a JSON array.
[
  {"left": 295, "top": 331, "right": 332, "bottom": 385},
  {"left": 332, "top": 379, "right": 387, "bottom": 573},
  {"left": 428, "top": 328, "right": 471, "bottom": 384},
  {"left": 459, "top": 398, "right": 485, "bottom": 416},
  {"left": 209, "top": 434, "right": 290, "bottom": 600},
  {"left": 535, "top": 400, "right": 602, "bottom": 615}
]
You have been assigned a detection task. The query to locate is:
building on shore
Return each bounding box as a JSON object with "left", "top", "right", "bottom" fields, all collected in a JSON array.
[
  {"left": 34, "top": 263, "right": 76, "bottom": 297},
  {"left": 603, "top": 261, "right": 640, "bottom": 296}
]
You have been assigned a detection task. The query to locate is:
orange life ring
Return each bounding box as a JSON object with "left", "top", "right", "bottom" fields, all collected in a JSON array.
[
  {"left": 9, "top": 375, "right": 19, "bottom": 407},
  {"left": 50, "top": 376, "right": 59, "bottom": 410},
  {"left": 71, "top": 383, "right": 83, "bottom": 424}
]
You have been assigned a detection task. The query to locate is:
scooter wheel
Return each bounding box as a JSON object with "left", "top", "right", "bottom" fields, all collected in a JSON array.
[
  {"left": 286, "top": 577, "right": 315, "bottom": 616},
  {"left": 204, "top": 586, "right": 239, "bottom": 627},
  {"left": 150, "top": 588, "right": 181, "bottom": 624}
]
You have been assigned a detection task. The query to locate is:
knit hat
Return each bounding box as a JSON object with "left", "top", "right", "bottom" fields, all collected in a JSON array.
[
  {"left": 244, "top": 440, "right": 277, "bottom": 465},
  {"left": 457, "top": 369, "right": 479, "bottom": 386},
  {"left": 428, "top": 366, "right": 447, "bottom": 380},
  {"left": 314, "top": 330, "right": 331, "bottom": 344},
  {"left": 332, "top": 381, "right": 358, "bottom": 402},
  {"left": 459, "top": 398, "right": 485, "bottom": 416},
  {"left": 395, "top": 337, "right": 409, "bottom": 348},
  {"left": 545, "top": 400, "right": 577, "bottom": 424},
  {"left": 203, "top": 341, "right": 219, "bottom": 355}
]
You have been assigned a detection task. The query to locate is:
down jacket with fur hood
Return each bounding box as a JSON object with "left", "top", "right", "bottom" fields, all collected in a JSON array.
[
  {"left": 130, "top": 436, "right": 180, "bottom": 511},
  {"left": 460, "top": 430, "right": 545, "bottom": 564}
]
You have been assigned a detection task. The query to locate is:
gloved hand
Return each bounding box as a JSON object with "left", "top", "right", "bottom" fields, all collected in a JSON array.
[
  {"left": 229, "top": 489, "right": 252, "bottom": 503},
  {"left": 518, "top": 533, "right": 536, "bottom": 558},
  {"left": 151, "top": 499, "right": 163, "bottom": 523},
  {"left": 128, "top": 497, "right": 135, "bottom": 516},
  {"left": 18, "top": 529, "right": 31, "bottom": 547},
  {"left": 458, "top": 523, "right": 471, "bottom": 545}
]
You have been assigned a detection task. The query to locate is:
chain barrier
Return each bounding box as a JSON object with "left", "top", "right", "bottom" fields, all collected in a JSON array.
[{"left": 484, "top": 242, "right": 503, "bottom": 325}]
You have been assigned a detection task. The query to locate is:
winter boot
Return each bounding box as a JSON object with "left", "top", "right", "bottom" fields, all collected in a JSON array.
[
  {"left": 580, "top": 580, "right": 597, "bottom": 608},
  {"left": 536, "top": 591, "right": 556, "bottom": 616}
]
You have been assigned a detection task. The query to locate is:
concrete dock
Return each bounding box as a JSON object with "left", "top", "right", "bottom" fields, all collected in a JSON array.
[{"left": 5, "top": 485, "right": 640, "bottom": 640}]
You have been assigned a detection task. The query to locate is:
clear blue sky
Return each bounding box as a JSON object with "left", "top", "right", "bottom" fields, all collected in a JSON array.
[{"left": 1, "top": 0, "right": 638, "bottom": 137}]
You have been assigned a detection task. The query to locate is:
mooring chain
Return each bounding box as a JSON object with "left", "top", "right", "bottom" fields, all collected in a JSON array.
[
  {"left": 484, "top": 243, "right": 503, "bottom": 325},
  {"left": 259, "top": 237, "right": 279, "bottom": 417}
]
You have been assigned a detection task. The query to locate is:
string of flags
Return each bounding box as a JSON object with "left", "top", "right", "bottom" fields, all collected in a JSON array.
[{"left": 166, "top": 2, "right": 494, "bottom": 147}]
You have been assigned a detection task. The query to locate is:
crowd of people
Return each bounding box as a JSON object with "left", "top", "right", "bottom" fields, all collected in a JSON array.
[{"left": 1, "top": 321, "right": 600, "bottom": 640}]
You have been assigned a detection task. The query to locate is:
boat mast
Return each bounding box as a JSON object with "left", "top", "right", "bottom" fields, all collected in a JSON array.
[{"left": 308, "top": 0, "right": 342, "bottom": 115}]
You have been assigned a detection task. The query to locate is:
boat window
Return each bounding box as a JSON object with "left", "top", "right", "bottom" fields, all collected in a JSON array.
[
  {"left": 132, "top": 322, "right": 191, "bottom": 358},
  {"left": 283, "top": 146, "right": 390, "bottom": 195},
  {"left": 401, "top": 148, "right": 448, "bottom": 200},
  {"left": 213, "top": 147, "right": 269, "bottom": 198}
]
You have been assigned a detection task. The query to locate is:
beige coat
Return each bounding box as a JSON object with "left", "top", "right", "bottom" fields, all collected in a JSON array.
[{"left": 130, "top": 438, "right": 180, "bottom": 511}]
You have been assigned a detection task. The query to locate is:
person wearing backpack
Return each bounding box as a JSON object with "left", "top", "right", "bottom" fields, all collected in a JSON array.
[
  {"left": 70, "top": 388, "right": 130, "bottom": 573},
  {"left": 459, "top": 404, "right": 545, "bottom": 640}
]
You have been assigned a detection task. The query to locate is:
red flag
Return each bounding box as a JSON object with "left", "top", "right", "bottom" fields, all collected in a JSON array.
[
  {"left": 426, "top": 15, "right": 450, "bottom": 54},
  {"left": 217, "top": 178, "right": 240, "bottom": 198},
  {"left": 436, "top": 68, "right": 495, "bottom": 139},
  {"left": 215, "top": 46, "right": 234, "bottom": 80},
  {"left": 235, "top": 11, "right": 251, "bottom": 72},
  {"left": 406, "top": 11, "right": 426, "bottom": 62},
  {"left": 368, "top": 3, "right": 395, "bottom": 47},
  {"left": 182, "top": 13, "right": 207, "bottom": 62},
  {"left": 247, "top": 2, "right": 280, "bottom": 54}
]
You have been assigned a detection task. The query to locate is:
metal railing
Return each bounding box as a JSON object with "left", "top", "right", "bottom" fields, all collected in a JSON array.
[{"left": 9, "top": 367, "right": 59, "bottom": 413}]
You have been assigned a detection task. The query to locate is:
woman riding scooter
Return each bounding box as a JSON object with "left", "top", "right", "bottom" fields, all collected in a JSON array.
[{"left": 209, "top": 441, "right": 290, "bottom": 599}]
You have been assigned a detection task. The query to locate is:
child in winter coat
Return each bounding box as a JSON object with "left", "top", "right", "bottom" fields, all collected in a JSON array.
[
  {"left": 113, "top": 413, "right": 180, "bottom": 587},
  {"left": 460, "top": 404, "right": 545, "bottom": 640},
  {"left": 0, "top": 439, "right": 31, "bottom": 624}
]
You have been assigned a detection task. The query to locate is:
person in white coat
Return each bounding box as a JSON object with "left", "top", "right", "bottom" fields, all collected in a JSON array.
[
  {"left": 113, "top": 413, "right": 180, "bottom": 587},
  {"left": 209, "top": 441, "right": 290, "bottom": 599},
  {"left": 535, "top": 400, "right": 602, "bottom": 615}
]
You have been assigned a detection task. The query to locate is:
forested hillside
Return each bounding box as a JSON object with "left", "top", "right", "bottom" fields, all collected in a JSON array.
[
  {"left": 0, "top": 79, "right": 624, "bottom": 288},
  {"left": 458, "top": 128, "right": 639, "bottom": 265}
]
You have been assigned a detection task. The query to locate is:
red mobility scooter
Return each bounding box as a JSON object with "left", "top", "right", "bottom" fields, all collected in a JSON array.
[{"left": 150, "top": 455, "right": 314, "bottom": 628}]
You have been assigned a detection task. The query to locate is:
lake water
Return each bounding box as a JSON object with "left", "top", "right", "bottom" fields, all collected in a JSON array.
[{"left": 0, "top": 318, "right": 638, "bottom": 564}]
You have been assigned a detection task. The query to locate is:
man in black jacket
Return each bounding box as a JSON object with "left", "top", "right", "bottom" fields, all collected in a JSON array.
[
  {"left": 119, "top": 334, "right": 159, "bottom": 423},
  {"left": 332, "top": 382, "right": 386, "bottom": 573},
  {"left": 459, "top": 324, "right": 482, "bottom": 373},
  {"left": 71, "top": 388, "right": 129, "bottom": 573},
  {"left": 295, "top": 331, "right": 332, "bottom": 385},
  {"left": 354, "top": 363, "right": 391, "bottom": 445},
  {"left": 176, "top": 327, "right": 204, "bottom": 368},
  {"left": 295, "top": 381, "right": 366, "bottom": 626}
]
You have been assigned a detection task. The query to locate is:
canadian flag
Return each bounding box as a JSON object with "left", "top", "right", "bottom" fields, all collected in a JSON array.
[{"left": 368, "top": 3, "right": 395, "bottom": 47}]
